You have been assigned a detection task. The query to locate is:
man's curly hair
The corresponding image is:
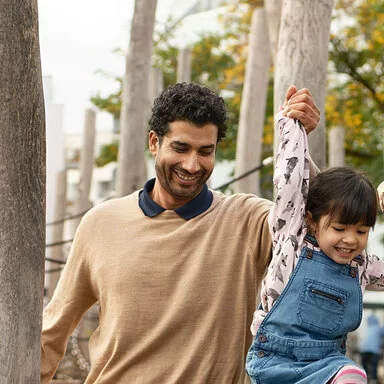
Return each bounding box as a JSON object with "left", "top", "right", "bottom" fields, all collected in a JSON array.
[{"left": 148, "top": 82, "right": 227, "bottom": 143}]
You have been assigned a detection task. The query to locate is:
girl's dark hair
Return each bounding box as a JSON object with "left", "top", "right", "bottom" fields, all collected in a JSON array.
[
  {"left": 306, "top": 167, "right": 377, "bottom": 228},
  {"left": 148, "top": 82, "right": 227, "bottom": 143}
]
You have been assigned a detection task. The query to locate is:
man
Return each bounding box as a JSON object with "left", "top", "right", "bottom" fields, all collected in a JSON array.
[{"left": 41, "top": 82, "right": 320, "bottom": 383}]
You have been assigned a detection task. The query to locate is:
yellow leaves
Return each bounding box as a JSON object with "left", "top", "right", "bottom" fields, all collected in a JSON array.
[
  {"left": 241, "top": 0, "right": 264, "bottom": 8},
  {"left": 231, "top": 92, "right": 242, "bottom": 110},
  {"left": 344, "top": 109, "right": 363, "bottom": 128},
  {"left": 347, "top": 83, "right": 359, "bottom": 92},
  {"left": 263, "top": 116, "right": 274, "bottom": 146},
  {"left": 325, "top": 94, "right": 340, "bottom": 125},
  {"left": 377, "top": 93, "right": 384, "bottom": 104},
  {"left": 223, "top": 58, "right": 246, "bottom": 86},
  {"left": 105, "top": 104, "right": 121, "bottom": 115},
  {"left": 372, "top": 29, "right": 384, "bottom": 45},
  {"left": 345, "top": 99, "right": 354, "bottom": 108},
  {"left": 335, "top": 0, "right": 356, "bottom": 10},
  {"left": 325, "top": 92, "right": 362, "bottom": 130}
]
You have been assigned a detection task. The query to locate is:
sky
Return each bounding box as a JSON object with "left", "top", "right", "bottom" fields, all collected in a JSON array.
[{"left": 37, "top": 0, "right": 175, "bottom": 134}]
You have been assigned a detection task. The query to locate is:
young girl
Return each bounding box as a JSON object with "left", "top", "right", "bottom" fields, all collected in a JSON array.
[{"left": 246, "top": 111, "right": 384, "bottom": 384}]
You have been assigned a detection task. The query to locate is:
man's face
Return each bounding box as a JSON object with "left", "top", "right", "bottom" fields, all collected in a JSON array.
[{"left": 149, "top": 120, "right": 218, "bottom": 209}]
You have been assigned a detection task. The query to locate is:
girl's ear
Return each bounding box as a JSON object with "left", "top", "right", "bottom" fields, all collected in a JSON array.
[{"left": 305, "top": 211, "right": 316, "bottom": 234}]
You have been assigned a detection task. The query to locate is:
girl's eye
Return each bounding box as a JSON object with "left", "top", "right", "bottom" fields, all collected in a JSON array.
[
  {"left": 357, "top": 230, "right": 367, "bottom": 235},
  {"left": 333, "top": 227, "right": 344, "bottom": 232}
]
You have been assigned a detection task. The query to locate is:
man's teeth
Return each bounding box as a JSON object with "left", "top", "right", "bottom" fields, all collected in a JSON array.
[{"left": 176, "top": 171, "right": 196, "bottom": 181}]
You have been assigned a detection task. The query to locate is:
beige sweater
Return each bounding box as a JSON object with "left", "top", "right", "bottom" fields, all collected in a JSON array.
[{"left": 41, "top": 189, "right": 272, "bottom": 384}]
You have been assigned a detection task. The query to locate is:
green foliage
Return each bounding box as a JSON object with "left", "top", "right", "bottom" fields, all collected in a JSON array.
[
  {"left": 191, "top": 33, "right": 236, "bottom": 88},
  {"left": 95, "top": 140, "right": 119, "bottom": 167},
  {"left": 327, "top": 0, "right": 384, "bottom": 186},
  {"left": 90, "top": 70, "right": 122, "bottom": 119},
  {"left": 151, "top": 18, "right": 179, "bottom": 87}
]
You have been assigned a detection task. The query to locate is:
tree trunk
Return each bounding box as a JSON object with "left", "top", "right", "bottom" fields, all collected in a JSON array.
[
  {"left": 177, "top": 48, "right": 192, "bottom": 83},
  {"left": 234, "top": 7, "right": 270, "bottom": 194},
  {"left": 0, "top": 1, "right": 46, "bottom": 382},
  {"left": 146, "top": 67, "right": 164, "bottom": 132},
  {"left": 265, "top": 0, "right": 283, "bottom": 66},
  {"left": 274, "top": 0, "right": 334, "bottom": 170},
  {"left": 46, "top": 170, "right": 67, "bottom": 301},
  {"left": 149, "top": 67, "right": 164, "bottom": 103},
  {"left": 71, "top": 109, "right": 96, "bottom": 233},
  {"left": 77, "top": 109, "right": 96, "bottom": 208},
  {"left": 328, "top": 125, "right": 345, "bottom": 167},
  {"left": 116, "top": 0, "right": 158, "bottom": 197}
]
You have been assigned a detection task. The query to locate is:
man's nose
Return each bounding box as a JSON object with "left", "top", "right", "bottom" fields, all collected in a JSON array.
[{"left": 183, "top": 153, "right": 200, "bottom": 173}]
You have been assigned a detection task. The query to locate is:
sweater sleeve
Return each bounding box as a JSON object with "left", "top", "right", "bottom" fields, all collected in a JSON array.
[
  {"left": 41, "top": 213, "right": 97, "bottom": 383},
  {"left": 251, "top": 112, "right": 310, "bottom": 335}
]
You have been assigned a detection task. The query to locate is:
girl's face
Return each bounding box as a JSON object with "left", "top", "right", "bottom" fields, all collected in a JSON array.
[{"left": 310, "top": 214, "right": 371, "bottom": 264}]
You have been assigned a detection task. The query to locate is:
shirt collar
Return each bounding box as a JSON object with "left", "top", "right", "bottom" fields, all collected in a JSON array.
[
  {"left": 139, "top": 178, "right": 213, "bottom": 220},
  {"left": 304, "top": 234, "right": 318, "bottom": 247}
]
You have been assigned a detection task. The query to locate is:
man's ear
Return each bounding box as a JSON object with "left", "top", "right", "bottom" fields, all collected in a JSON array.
[
  {"left": 148, "top": 131, "right": 159, "bottom": 156},
  {"left": 305, "top": 211, "right": 316, "bottom": 234}
]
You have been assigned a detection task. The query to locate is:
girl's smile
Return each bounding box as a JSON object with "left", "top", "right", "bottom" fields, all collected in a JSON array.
[{"left": 313, "top": 217, "right": 371, "bottom": 264}]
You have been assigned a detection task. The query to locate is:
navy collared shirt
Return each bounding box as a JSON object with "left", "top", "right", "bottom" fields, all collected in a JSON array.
[{"left": 138, "top": 178, "right": 213, "bottom": 220}]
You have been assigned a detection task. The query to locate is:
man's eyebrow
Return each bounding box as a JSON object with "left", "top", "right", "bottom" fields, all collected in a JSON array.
[
  {"left": 171, "top": 140, "right": 189, "bottom": 147},
  {"left": 171, "top": 141, "right": 215, "bottom": 149},
  {"left": 200, "top": 144, "right": 215, "bottom": 150}
]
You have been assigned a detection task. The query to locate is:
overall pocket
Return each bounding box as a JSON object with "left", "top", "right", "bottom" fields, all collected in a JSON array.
[{"left": 297, "top": 278, "right": 349, "bottom": 336}]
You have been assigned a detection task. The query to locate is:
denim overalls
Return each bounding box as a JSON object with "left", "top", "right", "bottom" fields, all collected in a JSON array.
[{"left": 246, "top": 237, "right": 363, "bottom": 384}]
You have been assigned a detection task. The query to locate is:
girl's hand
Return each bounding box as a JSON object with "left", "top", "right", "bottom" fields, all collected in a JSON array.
[{"left": 378, "top": 181, "right": 384, "bottom": 213}]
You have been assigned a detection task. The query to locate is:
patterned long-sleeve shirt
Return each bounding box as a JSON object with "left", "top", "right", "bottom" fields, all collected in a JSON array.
[{"left": 251, "top": 111, "right": 384, "bottom": 336}]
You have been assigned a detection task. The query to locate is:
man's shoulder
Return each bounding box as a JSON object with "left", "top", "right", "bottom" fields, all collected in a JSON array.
[
  {"left": 81, "top": 190, "right": 141, "bottom": 223},
  {"left": 211, "top": 189, "right": 273, "bottom": 212}
]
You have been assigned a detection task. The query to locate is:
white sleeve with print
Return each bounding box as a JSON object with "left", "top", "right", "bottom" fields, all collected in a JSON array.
[{"left": 251, "top": 111, "right": 311, "bottom": 335}]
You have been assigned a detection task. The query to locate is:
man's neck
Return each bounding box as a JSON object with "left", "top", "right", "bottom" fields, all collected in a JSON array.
[{"left": 150, "top": 179, "right": 191, "bottom": 210}]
